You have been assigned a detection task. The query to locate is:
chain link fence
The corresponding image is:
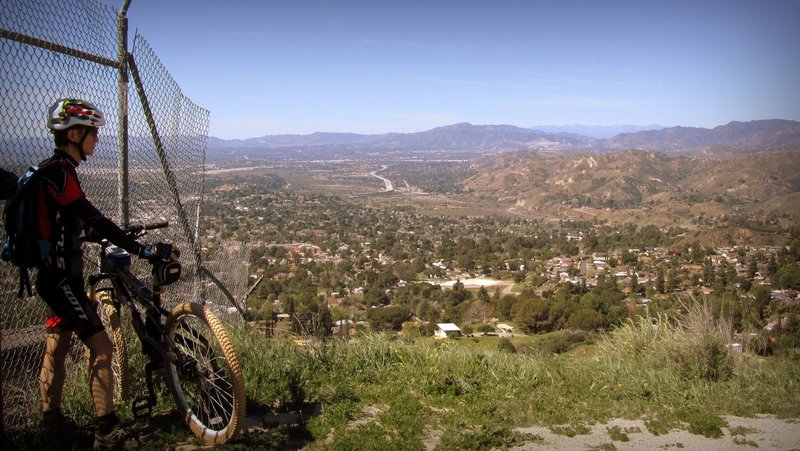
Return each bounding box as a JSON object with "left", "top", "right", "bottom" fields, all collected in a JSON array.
[{"left": 1, "top": 0, "right": 250, "bottom": 431}]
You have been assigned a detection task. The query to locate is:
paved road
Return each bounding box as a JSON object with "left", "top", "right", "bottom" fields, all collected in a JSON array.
[{"left": 369, "top": 165, "right": 394, "bottom": 192}]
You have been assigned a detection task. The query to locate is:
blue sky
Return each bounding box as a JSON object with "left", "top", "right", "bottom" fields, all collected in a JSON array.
[{"left": 113, "top": 0, "right": 800, "bottom": 139}]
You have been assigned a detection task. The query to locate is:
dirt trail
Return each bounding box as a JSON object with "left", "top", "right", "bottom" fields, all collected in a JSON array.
[{"left": 508, "top": 416, "right": 800, "bottom": 450}]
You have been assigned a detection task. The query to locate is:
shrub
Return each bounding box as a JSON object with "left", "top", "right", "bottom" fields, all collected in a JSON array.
[
  {"left": 671, "top": 300, "right": 735, "bottom": 381},
  {"left": 568, "top": 308, "right": 607, "bottom": 331},
  {"left": 497, "top": 338, "right": 517, "bottom": 354},
  {"left": 599, "top": 299, "right": 736, "bottom": 382},
  {"left": 538, "top": 330, "right": 590, "bottom": 354}
]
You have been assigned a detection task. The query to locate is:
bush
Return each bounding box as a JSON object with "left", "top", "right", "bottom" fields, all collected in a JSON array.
[
  {"left": 538, "top": 330, "right": 590, "bottom": 354},
  {"left": 775, "top": 313, "right": 800, "bottom": 352},
  {"left": 568, "top": 308, "right": 607, "bottom": 331},
  {"left": 672, "top": 301, "right": 735, "bottom": 381},
  {"left": 366, "top": 305, "right": 412, "bottom": 331},
  {"left": 600, "top": 300, "right": 736, "bottom": 382},
  {"left": 497, "top": 338, "right": 517, "bottom": 353}
]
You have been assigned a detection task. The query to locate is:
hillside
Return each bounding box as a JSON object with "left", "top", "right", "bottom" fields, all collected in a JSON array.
[{"left": 463, "top": 148, "right": 800, "bottom": 230}]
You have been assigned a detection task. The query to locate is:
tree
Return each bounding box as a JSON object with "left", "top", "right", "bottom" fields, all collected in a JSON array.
[
  {"left": 568, "top": 308, "right": 607, "bottom": 331},
  {"left": 748, "top": 258, "right": 758, "bottom": 278},
  {"left": 415, "top": 299, "right": 439, "bottom": 322},
  {"left": 363, "top": 285, "right": 390, "bottom": 307},
  {"left": 477, "top": 286, "right": 490, "bottom": 303},
  {"left": 655, "top": 270, "right": 666, "bottom": 294},
  {"left": 666, "top": 268, "right": 680, "bottom": 292},
  {"left": 751, "top": 285, "right": 772, "bottom": 317},
  {"left": 775, "top": 264, "right": 800, "bottom": 290},
  {"left": 377, "top": 267, "right": 399, "bottom": 288},
  {"left": 492, "top": 294, "right": 517, "bottom": 320},
  {"left": 606, "top": 305, "right": 629, "bottom": 327},
  {"left": 443, "top": 281, "right": 471, "bottom": 306},
  {"left": 629, "top": 272, "right": 639, "bottom": 294},
  {"left": 766, "top": 257, "right": 778, "bottom": 277},
  {"left": 703, "top": 259, "right": 716, "bottom": 286},
  {"left": 513, "top": 298, "right": 553, "bottom": 334},
  {"left": 291, "top": 296, "right": 332, "bottom": 338},
  {"left": 366, "top": 305, "right": 412, "bottom": 331}
]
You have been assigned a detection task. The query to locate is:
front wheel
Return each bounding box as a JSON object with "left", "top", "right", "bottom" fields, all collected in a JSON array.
[{"left": 163, "top": 302, "right": 246, "bottom": 444}]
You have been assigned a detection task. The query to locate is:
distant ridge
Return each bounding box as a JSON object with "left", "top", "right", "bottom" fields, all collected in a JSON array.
[
  {"left": 206, "top": 122, "right": 593, "bottom": 159},
  {"left": 530, "top": 124, "right": 667, "bottom": 139},
  {"left": 206, "top": 119, "right": 800, "bottom": 160},
  {"left": 601, "top": 119, "right": 800, "bottom": 152}
]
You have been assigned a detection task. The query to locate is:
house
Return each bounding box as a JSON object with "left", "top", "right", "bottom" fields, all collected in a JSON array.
[
  {"left": 332, "top": 319, "right": 354, "bottom": 336},
  {"left": 592, "top": 252, "right": 607, "bottom": 262},
  {"left": 434, "top": 323, "right": 462, "bottom": 339},
  {"left": 497, "top": 323, "right": 514, "bottom": 333}
]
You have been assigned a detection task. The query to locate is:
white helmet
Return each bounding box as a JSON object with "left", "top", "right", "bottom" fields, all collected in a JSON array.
[{"left": 47, "top": 98, "right": 107, "bottom": 131}]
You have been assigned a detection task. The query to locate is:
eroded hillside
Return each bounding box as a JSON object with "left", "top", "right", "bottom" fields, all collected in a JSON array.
[{"left": 463, "top": 149, "right": 800, "bottom": 234}]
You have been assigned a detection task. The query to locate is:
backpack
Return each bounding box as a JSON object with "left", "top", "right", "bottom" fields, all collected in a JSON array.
[{"left": 2, "top": 163, "right": 56, "bottom": 297}]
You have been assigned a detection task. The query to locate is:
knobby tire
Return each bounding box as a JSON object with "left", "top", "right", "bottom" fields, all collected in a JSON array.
[
  {"left": 92, "top": 290, "right": 130, "bottom": 401},
  {"left": 163, "top": 302, "right": 246, "bottom": 444}
]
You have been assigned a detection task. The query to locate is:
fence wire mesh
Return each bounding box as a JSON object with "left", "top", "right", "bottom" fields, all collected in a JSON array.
[{"left": 1, "top": 0, "right": 249, "bottom": 431}]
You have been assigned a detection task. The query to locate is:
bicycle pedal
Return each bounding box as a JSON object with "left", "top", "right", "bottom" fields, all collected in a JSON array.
[{"left": 132, "top": 395, "right": 154, "bottom": 419}]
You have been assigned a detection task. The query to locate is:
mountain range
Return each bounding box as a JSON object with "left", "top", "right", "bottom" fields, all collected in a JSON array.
[{"left": 207, "top": 120, "right": 800, "bottom": 160}]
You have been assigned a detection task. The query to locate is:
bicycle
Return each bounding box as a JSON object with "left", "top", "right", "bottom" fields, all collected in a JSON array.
[{"left": 86, "top": 221, "right": 246, "bottom": 444}]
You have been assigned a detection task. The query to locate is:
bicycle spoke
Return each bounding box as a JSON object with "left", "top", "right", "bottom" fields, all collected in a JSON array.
[
  {"left": 172, "top": 318, "right": 236, "bottom": 429},
  {"left": 163, "top": 303, "right": 245, "bottom": 443}
]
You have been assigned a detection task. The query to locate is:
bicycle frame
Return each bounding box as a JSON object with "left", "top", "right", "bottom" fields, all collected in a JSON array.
[
  {"left": 85, "top": 222, "right": 246, "bottom": 444},
  {"left": 88, "top": 236, "right": 180, "bottom": 418}
]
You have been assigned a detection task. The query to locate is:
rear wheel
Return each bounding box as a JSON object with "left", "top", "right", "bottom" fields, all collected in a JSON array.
[{"left": 163, "top": 302, "right": 246, "bottom": 444}]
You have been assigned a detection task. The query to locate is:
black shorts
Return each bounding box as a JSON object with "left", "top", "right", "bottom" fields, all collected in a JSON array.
[{"left": 36, "top": 269, "right": 104, "bottom": 340}]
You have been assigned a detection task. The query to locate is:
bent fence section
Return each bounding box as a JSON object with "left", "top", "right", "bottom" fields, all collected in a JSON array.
[{"left": 0, "top": 0, "right": 249, "bottom": 431}]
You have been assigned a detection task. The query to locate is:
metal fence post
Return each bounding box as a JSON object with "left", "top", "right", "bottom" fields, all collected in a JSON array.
[{"left": 117, "top": 0, "right": 132, "bottom": 227}]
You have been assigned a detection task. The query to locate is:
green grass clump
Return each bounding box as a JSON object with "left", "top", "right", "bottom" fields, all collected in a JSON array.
[
  {"left": 437, "top": 425, "right": 543, "bottom": 450},
  {"left": 226, "top": 305, "right": 800, "bottom": 448},
  {"left": 607, "top": 425, "right": 630, "bottom": 441},
  {"left": 550, "top": 423, "right": 591, "bottom": 437}
]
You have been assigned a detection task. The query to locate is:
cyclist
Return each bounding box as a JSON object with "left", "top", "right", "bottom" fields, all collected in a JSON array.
[{"left": 36, "top": 98, "right": 177, "bottom": 449}]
